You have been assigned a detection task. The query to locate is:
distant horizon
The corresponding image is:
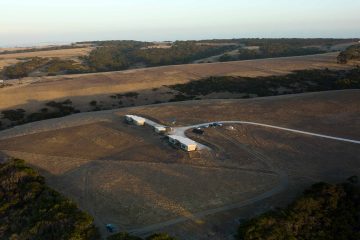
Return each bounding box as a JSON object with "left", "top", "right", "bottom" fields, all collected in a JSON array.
[
  {"left": 1, "top": 0, "right": 360, "bottom": 47},
  {"left": 1, "top": 37, "right": 360, "bottom": 48}
]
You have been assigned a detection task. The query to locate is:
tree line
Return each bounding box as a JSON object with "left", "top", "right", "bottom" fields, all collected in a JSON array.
[
  {"left": 3, "top": 39, "right": 357, "bottom": 79},
  {"left": 237, "top": 177, "right": 360, "bottom": 240},
  {"left": 83, "top": 41, "right": 237, "bottom": 71},
  {"left": 219, "top": 44, "right": 325, "bottom": 62},
  {"left": 170, "top": 67, "right": 360, "bottom": 98}
]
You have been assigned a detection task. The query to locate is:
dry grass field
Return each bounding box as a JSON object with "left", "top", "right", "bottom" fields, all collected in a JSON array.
[
  {"left": 0, "top": 52, "right": 350, "bottom": 113},
  {"left": 0, "top": 90, "right": 359, "bottom": 239},
  {"left": 0, "top": 58, "right": 20, "bottom": 70},
  {"left": 0, "top": 46, "right": 93, "bottom": 70},
  {"left": 0, "top": 47, "right": 33, "bottom": 53}
]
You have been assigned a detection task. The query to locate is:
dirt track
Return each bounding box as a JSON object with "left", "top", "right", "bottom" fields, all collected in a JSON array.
[{"left": 174, "top": 121, "right": 360, "bottom": 145}]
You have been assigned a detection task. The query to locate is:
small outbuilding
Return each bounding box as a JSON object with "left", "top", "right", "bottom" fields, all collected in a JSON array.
[
  {"left": 125, "top": 115, "right": 146, "bottom": 126},
  {"left": 154, "top": 126, "right": 167, "bottom": 133},
  {"left": 168, "top": 135, "right": 197, "bottom": 152}
]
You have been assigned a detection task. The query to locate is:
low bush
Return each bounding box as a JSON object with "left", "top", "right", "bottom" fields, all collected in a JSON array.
[
  {"left": 1, "top": 109, "right": 26, "bottom": 121},
  {"left": 0, "top": 159, "right": 100, "bottom": 239},
  {"left": 170, "top": 67, "right": 360, "bottom": 97},
  {"left": 45, "top": 58, "right": 88, "bottom": 74},
  {"left": 90, "top": 100, "right": 98, "bottom": 106},
  {"left": 2, "top": 57, "right": 50, "bottom": 79},
  {"left": 338, "top": 44, "right": 360, "bottom": 64},
  {"left": 237, "top": 177, "right": 360, "bottom": 240}
]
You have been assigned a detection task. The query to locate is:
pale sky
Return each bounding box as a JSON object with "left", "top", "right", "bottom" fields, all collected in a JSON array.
[{"left": 1, "top": 0, "right": 359, "bottom": 46}]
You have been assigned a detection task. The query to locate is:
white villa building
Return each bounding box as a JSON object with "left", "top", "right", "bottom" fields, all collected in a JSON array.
[
  {"left": 125, "top": 115, "right": 146, "bottom": 126},
  {"left": 167, "top": 135, "right": 197, "bottom": 152},
  {"left": 154, "top": 126, "right": 167, "bottom": 133},
  {"left": 124, "top": 114, "right": 199, "bottom": 152}
]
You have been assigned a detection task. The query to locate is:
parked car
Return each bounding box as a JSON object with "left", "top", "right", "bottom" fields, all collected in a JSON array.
[
  {"left": 210, "top": 122, "right": 223, "bottom": 127},
  {"left": 193, "top": 128, "right": 204, "bottom": 135},
  {"left": 213, "top": 122, "right": 223, "bottom": 127}
]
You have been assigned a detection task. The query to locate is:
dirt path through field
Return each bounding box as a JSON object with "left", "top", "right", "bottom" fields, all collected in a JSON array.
[{"left": 173, "top": 121, "right": 360, "bottom": 146}]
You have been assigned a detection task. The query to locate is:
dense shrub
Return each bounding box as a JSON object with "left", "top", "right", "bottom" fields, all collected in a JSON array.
[
  {"left": 45, "top": 99, "right": 78, "bottom": 116},
  {"left": 237, "top": 178, "right": 360, "bottom": 240},
  {"left": 45, "top": 58, "right": 88, "bottom": 74},
  {"left": 84, "top": 41, "right": 237, "bottom": 71},
  {"left": 219, "top": 45, "right": 324, "bottom": 62},
  {"left": 0, "top": 159, "right": 100, "bottom": 240},
  {"left": 89, "top": 100, "right": 98, "bottom": 106},
  {"left": 133, "top": 41, "right": 236, "bottom": 66},
  {"left": 1, "top": 109, "right": 26, "bottom": 121},
  {"left": 338, "top": 44, "right": 360, "bottom": 64},
  {"left": 170, "top": 67, "right": 360, "bottom": 97},
  {"left": 2, "top": 57, "right": 50, "bottom": 79}
]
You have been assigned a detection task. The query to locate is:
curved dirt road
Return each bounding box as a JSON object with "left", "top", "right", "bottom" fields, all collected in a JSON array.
[{"left": 172, "top": 121, "right": 360, "bottom": 146}]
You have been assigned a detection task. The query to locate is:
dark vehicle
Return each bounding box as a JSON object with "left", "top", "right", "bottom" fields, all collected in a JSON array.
[
  {"left": 209, "top": 122, "right": 223, "bottom": 127},
  {"left": 193, "top": 128, "right": 204, "bottom": 134},
  {"left": 213, "top": 122, "right": 223, "bottom": 127},
  {"left": 106, "top": 224, "right": 115, "bottom": 233}
]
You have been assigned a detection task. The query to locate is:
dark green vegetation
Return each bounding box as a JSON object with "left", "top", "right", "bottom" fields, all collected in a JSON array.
[
  {"left": 84, "top": 41, "right": 147, "bottom": 72},
  {"left": 338, "top": 44, "right": 360, "bottom": 64},
  {"left": 216, "top": 38, "right": 352, "bottom": 62},
  {"left": 219, "top": 45, "right": 324, "bottom": 62},
  {"left": 2, "top": 57, "right": 50, "bottom": 79},
  {"left": 110, "top": 92, "right": 139, "bottom": 99},
  {"left": 195, "top": 38, "right": 358, "bottom": 47},
  {"left": 27, "top": 99, "right": 80, "bottom": 122},
  {"left": 1, "top": 39, "right": 358, "bottom": 79},
  {"left": 45, "top": 58, "right": 87, "bottom": 75},
  {"left": 0, "top": 159, "right": 99, "bottom": 240},
  {"left": 83, "top": 39, "right": 355, "bottom": 71},
  {"left": 1, "top": 57, "right": 88, "bottom": 79},
  {"left": 170, "top": 67, "right": 360, "bottom": 98},
  {"left": 1, "top": 99, "right": 79, "bottom": 127},
  {"left": 84, "top": 40, "right": 236, "bottom": 71},
  {"left": 107, "top": 232, "right": 176, "bottom": 240},
  {"left": 1, "top": 109, "right": 26, "bottom": 122},
  {"left": 237, "top": 177, "right": 360, "bottom": 240}
]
